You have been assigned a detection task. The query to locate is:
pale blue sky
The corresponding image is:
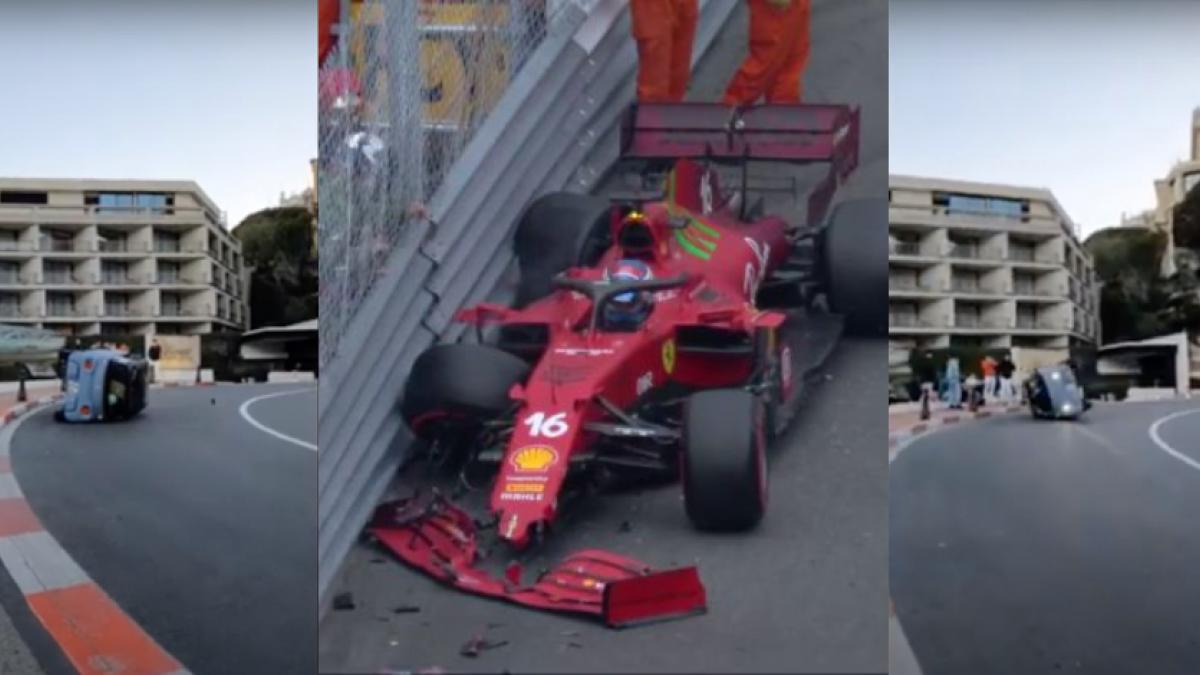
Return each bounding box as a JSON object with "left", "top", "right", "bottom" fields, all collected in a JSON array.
[
  {"left": 0, "top": 0, "right": 316, "bottom": 228},
  {"left": 890, "top": 0, "right": 1200, "bottom": 236}
]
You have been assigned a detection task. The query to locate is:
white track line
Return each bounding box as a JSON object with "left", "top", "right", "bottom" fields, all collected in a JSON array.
[
  {"left": 238, "top": 389, "right": 317, "bottom": 451},
  {"left": 1148, "top": 407, "right": 1200, "bottom": 472}
]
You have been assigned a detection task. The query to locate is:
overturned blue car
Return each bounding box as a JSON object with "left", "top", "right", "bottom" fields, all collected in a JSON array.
[
  {"left": 1025, "top": 364, "right": 1091, "bottom": 420},
  {"left": 55, "top": 349, "right": 148, "bottom": 423}
]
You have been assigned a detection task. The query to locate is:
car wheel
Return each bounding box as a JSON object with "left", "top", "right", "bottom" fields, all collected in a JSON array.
[
  {"left": 53, "top": 410, "right": 66, "bottom": 423},
  {"left": 512, "top": 192, "right": 612, "bottom": 308},
  {"left": 400, "top": 343, "right": 531, "bottom": 440},
  {"left": 821, "top": 198, "right": 887, "bottom": 336},
  {"left": 682, "top": 389, "right": 767, "bottom": 531}
]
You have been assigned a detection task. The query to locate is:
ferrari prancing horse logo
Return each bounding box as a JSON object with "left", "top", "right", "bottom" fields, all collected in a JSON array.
[{"left": 662, "top": 339, "right": 676, "bottom": 375}]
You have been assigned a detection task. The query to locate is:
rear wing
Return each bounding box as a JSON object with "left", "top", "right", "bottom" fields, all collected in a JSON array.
[{"left": 619, "top": 103, "right": 860, "bottom": 225}]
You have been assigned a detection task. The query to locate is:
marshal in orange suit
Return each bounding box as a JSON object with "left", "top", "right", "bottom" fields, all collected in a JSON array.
[
  {"left": 722, "top": 0, "right": 811, "bottom": 105},
  {"left": 630, "top": 0, "right": 699, "bottom": 102}
]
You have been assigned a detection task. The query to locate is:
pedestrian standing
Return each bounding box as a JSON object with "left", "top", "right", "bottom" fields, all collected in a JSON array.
[
  {"left": 997, "top": 354, "right": 1016, "bottom": 403},
  {"left": 722, "top": 0, "right": 811, "bottom": 105},
  {"left": 981, "top": 355, "right": 997, "bottom": 404},
  {"left": 944, "top": 357, "right": 962, "bottom": 410},
  {"left": 631, "top": 0, "right": 699, "bottom": 102}
]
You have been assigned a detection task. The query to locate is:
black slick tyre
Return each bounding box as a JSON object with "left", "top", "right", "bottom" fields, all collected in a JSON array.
[
  {"left": 681, "top": 389, "right": 767, "bottom": 531},
  {"left": 400, "top": 343, "right": 530, "bottom": 439},
  {"left": 822, "top": 198, "right": 887, "bottom": 336}
]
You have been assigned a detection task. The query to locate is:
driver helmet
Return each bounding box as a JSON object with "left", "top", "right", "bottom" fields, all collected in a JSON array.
[{"left": 603, "top": 259, "right": 654, "bottom": 329}]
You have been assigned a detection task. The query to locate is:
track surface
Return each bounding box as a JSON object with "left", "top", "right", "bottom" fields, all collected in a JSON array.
[
  {"left": 9, "top": 384, "right": 317, "bottom": 675},
  {"left": 891, "top": 400, "right": 1200, "bottom": 675}
]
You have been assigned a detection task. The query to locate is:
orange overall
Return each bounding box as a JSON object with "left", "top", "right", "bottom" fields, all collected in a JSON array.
[
  {"left": 630, "top": 0, "right": 699, "bottom": 102},
  {"left": 722, "top": 0, "right": 811, "bottom": 105}
]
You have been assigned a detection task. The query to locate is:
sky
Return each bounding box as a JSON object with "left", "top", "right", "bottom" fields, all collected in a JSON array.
[
  {"left": 0, "top": 0, "right": 316, "bottom": 228},
  {"left": 890, "top": 0, "right": 1200, "bottom": 237}
]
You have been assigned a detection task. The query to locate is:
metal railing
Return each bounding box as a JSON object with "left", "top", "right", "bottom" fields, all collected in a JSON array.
[
  {"left": 891, "top": 241, "right": 921, "bottom": 256},
  {"left": 45, "top": 306, "right": 95, "bottom": 318}
]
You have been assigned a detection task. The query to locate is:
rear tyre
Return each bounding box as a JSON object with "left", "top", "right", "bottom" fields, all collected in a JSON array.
[
  {"left": 682, "top": 389, "right": 767, "bottom": 531},
  {"left": 400, "top": 344, "right": 530, "bottom": 439},
  {"left": 53, "top": 410, "right": 65, "bottom": 423},
  {"left": 512, "top": 192, "right": 611, "bottom": 308},
  {"left": 822, "top": 198, "right": 887, "bottom": 336}
]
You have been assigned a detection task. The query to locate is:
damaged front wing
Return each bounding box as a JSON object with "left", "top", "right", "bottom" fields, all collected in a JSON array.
[{"left": 367, "top": 494, "right": 707, "bottom": 628}]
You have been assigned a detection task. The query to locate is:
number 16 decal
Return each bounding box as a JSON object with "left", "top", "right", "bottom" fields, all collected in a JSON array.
[{"left": 523, "top": 411, "right": 569, "bottom": 438}]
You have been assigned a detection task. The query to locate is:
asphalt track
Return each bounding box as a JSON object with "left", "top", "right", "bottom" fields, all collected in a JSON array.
[
  {"left": 891, "top": 399, "right": 1200, "bottom": 675},
  {"left": 8, "top": 384, "right": 317, "bottom": 675}
]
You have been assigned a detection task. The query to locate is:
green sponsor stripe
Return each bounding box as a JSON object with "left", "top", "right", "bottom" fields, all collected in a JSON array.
[
  {"left": 674, "top": 229, "right": 711, "bottom": 260},
  {"left": 688, "top": 216, "right": 720, "bottom": 239},
  {"left": 685, "top": 226, "right": 717, "bottom": 251}
]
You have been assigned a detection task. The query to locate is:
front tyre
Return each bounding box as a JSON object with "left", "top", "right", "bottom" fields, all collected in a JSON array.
[{"left": 681, "top": 389, "right": 767, "bottom": 531}]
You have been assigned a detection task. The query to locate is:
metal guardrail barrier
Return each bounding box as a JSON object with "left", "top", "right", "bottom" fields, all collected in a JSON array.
[{"left": 316, "top": 0, "right": 738, "bottom": 605}]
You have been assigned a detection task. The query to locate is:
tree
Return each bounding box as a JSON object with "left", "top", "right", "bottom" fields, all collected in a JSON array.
[
  {"left": 233, "top": 207, "right": 317, "bottom": 328},
  {"left": 1086, "top": 223, "right": 1200, "bottom": 342},
  {"left": 1174, "top": 181, "right": 1200, "bottom": 250}
]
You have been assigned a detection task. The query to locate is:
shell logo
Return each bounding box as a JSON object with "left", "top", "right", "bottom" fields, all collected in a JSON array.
[{"left": 511, "top": 445, "right": 558, "bottom": 472}]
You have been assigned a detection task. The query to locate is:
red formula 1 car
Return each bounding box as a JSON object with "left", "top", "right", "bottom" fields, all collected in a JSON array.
[{"left": 370, "top": 103, "right": 885, "bottom": 626}]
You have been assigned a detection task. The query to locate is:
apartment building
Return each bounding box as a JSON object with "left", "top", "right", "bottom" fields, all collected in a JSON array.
[
  {"left": 889, "top": 176, "right": 1100, "bottom": 357},
  {"left": 0, "top": 178, "right": 247, "bottom": 335},
  {"left": 1145, "top": 108, "right": 1200, "bottom": 276}
]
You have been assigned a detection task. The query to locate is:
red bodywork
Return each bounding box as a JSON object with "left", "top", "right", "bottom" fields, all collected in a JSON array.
[
  {"left": 461, "top": 158, "right": 793, "bottom": 548},
  {"left": 372, "top": 103, "right": 859, "bottom": 625}
]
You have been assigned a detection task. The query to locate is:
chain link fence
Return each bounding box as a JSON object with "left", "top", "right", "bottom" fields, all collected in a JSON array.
[{"left": 318, "top": 0, "right": 596, "bottom": 366}]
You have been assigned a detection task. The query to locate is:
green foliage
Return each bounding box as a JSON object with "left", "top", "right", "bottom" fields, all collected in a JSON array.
[
  {"left": 1086, "top": 223, "right": 1200, "bottom": 342},
  {"left": 233, "top": 207, "right": 317, "bottom": 329},
  {"left": 1175, "top": 182, "right": 1200, "bottom": 250}
]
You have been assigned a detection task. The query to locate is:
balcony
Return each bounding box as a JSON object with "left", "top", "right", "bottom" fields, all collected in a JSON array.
[
  {"left": 102, "top": 306, "right": 146, "bottom": 318},
  {"left": 1015, "top": 317, "right": 1066, "bottom": 330},
  {"left": 158, "top": 305, "right": 212, "bottom": 318},
  {"left": 0, "top": 241, "right": 38, "bottom": 254},
  {"left": 154, "top": 275, "right": 207, "bottom": 286},
  {"left": 0, "top": 307, "right": 32, "bottom": 319},
  {"left": 45, "top": 306, "right": 95, "bottom": 318},
  {"left": 0, "top": 274, "right": 36, "bottom": 286},
  {"left": 42, "top": 273, "right": 93, "bottom": 286},
  {"left": 890, "top": 241, "right": 923, "bottom": 256},
  {"left": 39, "top": 240, "right": 92, "bottom": 254},
  {"left": 101, "top": 273, "right": 152, "bottom": 285}
]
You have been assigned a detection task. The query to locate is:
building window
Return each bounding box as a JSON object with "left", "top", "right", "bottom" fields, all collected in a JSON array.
[
  {"left": 154, "top": 231, "right": 181, "bottom": 253},
  {"left": 158, "top": 261, "right": 180, "bottom": 283},
  {"left": 0, "top": 191, "right": 47, "bottom": 205},
  {"left": 935, "top": 192, "right": 1026, "bottom": 219},
  {"left": 0, "top": 262, "right": 17, "bottom": 283},
  {"left": 46, "top": 292, "right": 75, "bottom": 316}
]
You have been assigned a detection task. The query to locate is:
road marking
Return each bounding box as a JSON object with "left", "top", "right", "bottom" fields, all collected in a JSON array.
[
  {"left": 1148, "top": 407, "right": 1200, "bottom": 472},
  {"left": 238, "top": 388, "right": 318, "bottom": 451},
  {"left": 1071, "top": 423, "right": 1124, "bottom": 457}
]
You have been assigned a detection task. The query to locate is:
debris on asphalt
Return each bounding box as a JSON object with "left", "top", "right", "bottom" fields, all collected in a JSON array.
[
  {"left": 210, "top": 398, "right": 216, "bottom": 405},
  {"left": 560, "top": 630, "right": 580, "bottom": 638},
  {"left": 618, "top": 520, "right": 632, "bottom": 533},
  {"left": 486, "top": 621, "right": 504, "bottom": 629},
  {"left": 567, "top": 641, "right": 584, "bottom": 649},
  {"left": 393, "top": 605, "right": 421, "bottom": 614},
  {"left": 369, "top": 557, "right": 386, "bottom": 564},
  {"left": 459, "top": 635, "right": 508, "bottom": 658},
  {"left": 332, "top": 592, "right": 356, "bottom": 611}
]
